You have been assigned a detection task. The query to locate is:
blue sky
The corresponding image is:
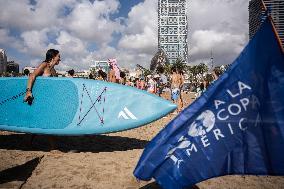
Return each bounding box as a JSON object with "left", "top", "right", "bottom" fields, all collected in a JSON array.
[
  {"left": 0, "top": 0, "right": 249, "bottom": 71},
  {"left": 115, "top": 0, "right": 143, "bottom": 18}
]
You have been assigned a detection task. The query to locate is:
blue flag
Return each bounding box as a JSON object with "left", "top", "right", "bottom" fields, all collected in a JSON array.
[{"left": 134, "top": 18, "right": 284, "bottom": 189}]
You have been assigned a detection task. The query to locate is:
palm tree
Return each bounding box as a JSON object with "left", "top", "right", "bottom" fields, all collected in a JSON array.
[
  {"left": 173, "top": 57, "right": 187, "bottom": 73},
  {"left": 186, "top": 63, "right": 209, "bottom": 86},
  {"left": 150, "top": 49, "right": 169, "bottom": 72},
  {"left": 136, "top": 64, "right": 151, "bottom": 77},
  {"left": 163, "top": 63, "right": 172, "bottom": 76},
  {"left": 197, "top": 63, "right": 208, "bottom": 75}
]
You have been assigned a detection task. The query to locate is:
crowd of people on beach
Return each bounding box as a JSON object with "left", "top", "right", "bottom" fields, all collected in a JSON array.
[
  {"left": 104, "top": 61, "right": 189, "bottom": 114},
  {"left": 21, "top": 49, "right": 222, "bottom": 116},
  {"left": 19, "top": 49, "right": 222, "bottom": 150},
  {"left": 20, "top": 49, "right": 223, "bottom": 115},
  {"left": 21, "top": 49, "right": 186, "bottom": 150}
]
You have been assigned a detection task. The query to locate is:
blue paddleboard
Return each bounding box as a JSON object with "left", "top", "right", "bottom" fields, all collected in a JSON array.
[{"left": 0, "top": 77, "right": 176, "bottom": 135}]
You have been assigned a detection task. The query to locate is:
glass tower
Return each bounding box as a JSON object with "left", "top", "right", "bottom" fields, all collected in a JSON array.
[
  {"left": 249, "top": 0, "right": 284, "bottom": 47},
  {"left": 158, "top": 0, "right": 188, "bottom": 64}
]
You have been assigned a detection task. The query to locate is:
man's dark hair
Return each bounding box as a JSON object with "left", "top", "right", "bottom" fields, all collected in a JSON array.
[
  {"left": 120, "top": 71, "right": 126, "bottom": 78},
  {"left": 45, "top": 49, "right": 59, "bottom": 62},
  {"left": 68, "top": 69, "right": 75, "bottom": 76}
]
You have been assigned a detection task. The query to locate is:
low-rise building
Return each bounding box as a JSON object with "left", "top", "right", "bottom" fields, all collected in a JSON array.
[
  {"left": 22, "top": 66, "right": 37, "bottom": 76},
  {"left": 0, "top": 49, "right": 7, "bottom": 74},
  {"left": 7, "top": 61, "right": 19, "bottom": 73},
  {"left": 74, "top": 70, "right": 90, "bottom": 78},
  {"left": 90, "top": 60, "right": 109, "bottom": 76}
]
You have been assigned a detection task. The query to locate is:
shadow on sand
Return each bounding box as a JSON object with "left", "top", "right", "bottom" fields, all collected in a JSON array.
[
  {"left": 140, "top": 181, "right": 200, "bottom": 189},
  {"left": 0, "top": 156, "right": 43, "bottom": 184},
  {"left": 0, "top": 133, "right": 149, "bottom": 153}
]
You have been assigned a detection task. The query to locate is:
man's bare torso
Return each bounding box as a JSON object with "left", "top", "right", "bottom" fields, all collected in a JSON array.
[
  {"left": 109, "top": 69, "right": 116, "bottom": 83},
  {"left": 171, "top": 73, "right": 182, "bottom": 88}
]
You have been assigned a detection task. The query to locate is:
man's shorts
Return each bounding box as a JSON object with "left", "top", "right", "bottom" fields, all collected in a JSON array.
[{"left": 171, "top": 88, "right": 180, "bottom": 101}]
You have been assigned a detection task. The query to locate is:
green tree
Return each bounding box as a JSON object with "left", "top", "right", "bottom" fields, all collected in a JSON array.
[
  {"left": 173, "top": 58, "right": 187, "bottom": 73},
  {"left": 163, "top": 63, "right": 172, "bottom": 76},
  {"left": 144, "top": 69, "right": 152, "bottom": 76},
  {"left": 197, "top": 63, "right": 208, "bottom": 75},
  {"left": 150, "top": 49, "right": 169, "bottom": 72},
  {"left": 185, "top": 63, "right": 209, "bottom": 86},
  {"left": 136, "top": 64, "right": 152, "bottom": 77}
]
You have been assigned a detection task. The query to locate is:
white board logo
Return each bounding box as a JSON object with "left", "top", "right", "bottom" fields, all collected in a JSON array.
[
  {"left": 118, "top": 107, "right": 137, "bottom": 120},
  {"left": 188, "top": 110, "right": 215, "bottom": 137}
]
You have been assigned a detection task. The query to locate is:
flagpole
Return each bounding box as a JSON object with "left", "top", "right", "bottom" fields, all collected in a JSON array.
[{"left": 261, "top": 0, "right": 284, "bottom": 54}]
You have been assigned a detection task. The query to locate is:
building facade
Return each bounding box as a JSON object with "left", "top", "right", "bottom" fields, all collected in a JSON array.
[
  {"left": 158, "top": 0, "right": 188, "bottom": 64},
  {"left": 22, "top": 66, "right": 37, "bottom": 76},
  {"left": 6, "top": 61, "right": 19, "bottom": 73},
  {"left": 249, "top": 0, "right": 284, "bottom": 47},
  {"left": 90, "top": 60, "right": 109, "bottom": 75},
  {"left": 0, "top": 49, "right": 7, "bottom": 74}
]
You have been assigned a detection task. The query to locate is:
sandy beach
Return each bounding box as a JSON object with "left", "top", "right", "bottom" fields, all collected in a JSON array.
[{"left": 1, "top": 92, "right": 284, "bottom": 189}]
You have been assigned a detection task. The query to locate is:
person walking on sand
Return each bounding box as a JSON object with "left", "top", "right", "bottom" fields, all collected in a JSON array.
[
  {"left": 108, "top": 59, "right": 120, "bottom": 83},
  {"left": 108, "top": 64, "right": 116, "bottom": 83},
  {"left": 147, "top": 75, "right": 157, "bottom": 94},
  {"left": 178, "top": 69, "right": 185, "bottom": 111},
  {"left": 170, "top": 67, "right": 183, "bottom": 114},
  {"left": 140, "top": 78, "right": 146, "bottom": 90},
  {"left": 24, "top": 49, "right": 61, "bottom": 151},
  {"left": 159, "top": 72, "right": 168, "bottom": 98}
]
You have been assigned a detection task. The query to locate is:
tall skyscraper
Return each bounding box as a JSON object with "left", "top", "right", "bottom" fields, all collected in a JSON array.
[
  {"left": 249, "top": 0, "right": 284, "bottom": 47},
  {"left": 0, "top": 49, "right": 7, "bottom": 74},
  {"left": 158, "top": 0, "right": 188, "bottom": 64}
]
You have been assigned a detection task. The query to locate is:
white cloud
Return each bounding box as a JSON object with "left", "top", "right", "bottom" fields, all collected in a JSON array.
[
  {"left": 0, "top": 0, "right": 122, "bottom": 69},
  {"left": 20, "top": 29, "right": 50, "bottom": 56},
  {"left": 0, "top": 0, "right": 250, "bottom": 71},
  {"left": 69, "top": 0, "right": 159, "bottom": 70},
  {"left": 124, "top": 0, "right": 157, "bottom": 34},
  {"left": 54, "top": 31, "right": 88, "bottom": 56},
  {"left": 118, "top": 25, "right": 157, "bottom": 54},
  {"left": 190, "top": 30, "right": 245, "bottom": 57},
  {"left": 0, "top": 29, "right": 23, "bottom": 49},
  {"left": 88, "top": 43, "right": 153, "bottom": 70},
  {"left": 117, "top": 0, "right": 158, "bottom": 68},
  {"left": 65, "top": 0, "right": 121, "bottom": 45},
  {"left": 52, "top": 31, "right": 90, "bottom": 70},
  {"left": 189, "top": 0, "right": 248, "bottom": 34},
  {"left": 188, "top": 0, "right": 249, "bottom": 66},
  {"left": 0, "top": 0, "right": 75, "bottom": 31},
  {"left": 30, "top": 58, "right": 42, "bottom": 67}
]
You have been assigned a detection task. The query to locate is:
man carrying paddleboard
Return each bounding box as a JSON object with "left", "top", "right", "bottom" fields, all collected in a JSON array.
[
  {"left": 23, "top": 49, "right": 61, "bottom": 150},
  {"left": 24, "top": 49, "right": 61, "bottom": 103},
  {"left": 170, "top": 67, "right": 183, "bottom": 114}
]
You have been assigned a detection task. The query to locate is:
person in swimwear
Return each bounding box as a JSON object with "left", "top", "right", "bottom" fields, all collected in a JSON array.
[
  {"left": 24, "top": 49, "right": 61, "bottom": 151},
  {"left": 24, "top": 49, "right": 60, "bottom": 101},
  {"left": 108, "top": 64, "right": 117, "bottom": 83},
  {"left": 178, "top": 69, "right": 185, "bottom": 111},
  {"left": 147, "top": 75, "right": 157, "bottom": 94},
  {"left": 140, "top": 78, "right": 146, "bottom": 90},
  {"left": 170, "top": 67, "right": 183, "bottom": 113},
  {"left": 108, "top": 59, "right": 120, "bottom": 83}
]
